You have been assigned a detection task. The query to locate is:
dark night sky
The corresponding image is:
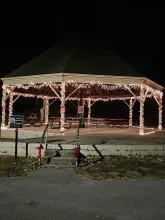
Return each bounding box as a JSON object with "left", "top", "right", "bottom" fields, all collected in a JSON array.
[{"left": 0, "top": 2, "right": 164, "bottom": 86}]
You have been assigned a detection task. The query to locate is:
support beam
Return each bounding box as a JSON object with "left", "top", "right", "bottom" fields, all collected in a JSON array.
[
  {"left": 124, "top": 85, "right": 139, "bottom": 102},
  {"left": 129, "top": 98, "right": 133, "bottom": 127},
  {"left": 139, "top": 85, "right": 145, "bottom": 135},
  {"left": 87, "top": 98, "right": 91, "bottom": 126},
  {"left": 48, "top": 84, "right": 61, "bottom": 100},
  {"left": 123, "top": 100, "right": 129, "bottom": 107},
  {"left": 49, "top": 99, "right": 56, "bottom": 107},
  {"left": 1, "top": 85, "right": 7, "bottom": 127},
  {"left": 5, "top": 86, "right": 16, "bottom": 101},
  {"left": 44, "top": 97, "right": 49, "bottom": 124},
  {"left": 69, "top": 100, "right": 77, "bottom": 109},
  {"left": 91, "top": 101, "right": 96, "bottom": 107},
  {"left": 158, "top": 95, "right": 163, "bottom": 130},
  {"left": 13, "top": 94, "right": 21, "bottom": 104},
  {"left": 60, "top": 81, "right": 65, "bottom": 134},
  {"left": 8, "top": 92, "right": 13, "bottom": 126},
  {"left": 66, "top": 82, "right": 84, "bottom": 101}
]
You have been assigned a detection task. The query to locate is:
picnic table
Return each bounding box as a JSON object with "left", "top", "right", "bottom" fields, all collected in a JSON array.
[{"left": 106, "top": 118, "right": 129, "bottom": 128}]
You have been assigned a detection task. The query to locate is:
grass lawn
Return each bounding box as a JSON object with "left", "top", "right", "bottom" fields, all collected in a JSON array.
[
  {"left": 0, "top": 156, "right": 40, "bottom": 177},
  {"left": 76, "top": 156, "right": 165, "bottom": 180}
]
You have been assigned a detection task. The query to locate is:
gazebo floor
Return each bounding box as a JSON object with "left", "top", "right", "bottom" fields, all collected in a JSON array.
[{"left": 1, "top": 126, "right": 165, "bottom": 145}]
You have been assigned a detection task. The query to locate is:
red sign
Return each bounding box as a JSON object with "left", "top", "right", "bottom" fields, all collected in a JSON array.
[{"left": 78, "top": 106, "right": 84, "bottom": 113}]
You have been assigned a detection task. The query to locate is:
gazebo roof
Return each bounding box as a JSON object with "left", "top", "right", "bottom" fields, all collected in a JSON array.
[
  {"left": 1, "top": 36, "right": 163, "bottom": 91},
  {"left": 4, "top": 37, "right": 143, "bottom": 78}
]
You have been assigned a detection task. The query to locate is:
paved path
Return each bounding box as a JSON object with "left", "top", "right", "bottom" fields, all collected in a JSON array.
[{"left": 0, "top": 168, "right": 165, "bottom": 220}]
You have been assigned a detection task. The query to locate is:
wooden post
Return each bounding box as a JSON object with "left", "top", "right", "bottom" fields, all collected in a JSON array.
[
  {"left": 60, "top": 81, "right": 65, "bottom": 134},
  {"left": 8, "top": 92, "right": 13, "bottom": 126},
  {"left": 158, "top": 95, "right": 163, "bottom": 130},
  {"left": 139, "top": 85, "right": 145, "bottom": 135},
  {"left": 129, "top": 98, "right": 133, "bottom": 127},
  {"left": 1, "top": 85, "right": 7, "bottom": 128},
  {"left": 87, "top": 98, "right": 91, "bottom": 126}
]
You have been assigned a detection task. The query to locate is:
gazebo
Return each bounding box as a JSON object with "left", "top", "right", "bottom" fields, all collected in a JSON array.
[{"left": 1, "top": 38, "right": 163, "bottom": 135}]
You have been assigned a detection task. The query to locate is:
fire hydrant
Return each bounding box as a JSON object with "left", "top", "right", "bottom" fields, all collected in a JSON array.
[{"left": 36, "top": 145, "right": 44, "bottom": 158}]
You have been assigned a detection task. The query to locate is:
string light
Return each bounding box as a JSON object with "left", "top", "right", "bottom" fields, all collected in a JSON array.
[
  {"left": 44, "top": 97, "right": 49, "bottom": 124},
  {"left": 3, "top": 81, "right": 163, "bottom": 135},
  {"left": 158, "top": 93, "right": 163, "bottom": 130},
  {"left": 8, "top": 92, "right": 13, "bottom": 126},
  {"left": 87, "top": 98, "right": 91, "bottom": 126},
  {"left": 1, "top": 85, "right": 6, "bottom": 127},
  {"left": 139, "top": 85, "right": 145, "bottom": 135},
  {"left": 60, "top": 81, "right": 65, "bottom": 134},
  {"left": 129, "top": 98, "right": 133, "bottom": 127}
]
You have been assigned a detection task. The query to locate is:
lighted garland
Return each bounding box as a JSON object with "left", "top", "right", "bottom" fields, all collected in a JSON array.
[
  {"left": 144, "top": 85, "right": 163, "bottom": 97},
  {"left": 44, "top": 97, "right": 49, "bottom": 124},
  {"left": 129, "top": 98, "right": 133, "bottom": 127},
  {"left": 158, "top": 94, "right": 163, "bottom": 130},
  {"left": 12, "top": 92, "right": 152, "bottom": 102},
  {"left": 6, "top": 81, "right": 163, "bottom": 100},
  {"left": 7, "top": 82, "right": 61, "bottom": 90},
  {"left": 60, "top": 81, "right": 65, "bottom": 134},
  {"left": 8, "top": 92, "right": 13, "bottom": 126},
  {"left": 139, "top": 85, "right": 145, "bottom": 135},
  {"left": 1, "top": 85, "right": 6, "bottom": 127},
  {"left": 87, "top": 98, "right": 91, "bottom": 126}
]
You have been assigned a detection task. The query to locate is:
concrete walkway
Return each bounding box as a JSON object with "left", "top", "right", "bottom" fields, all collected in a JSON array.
[{"left": 0, "top": 168, "right": 165, "bottom": 220}]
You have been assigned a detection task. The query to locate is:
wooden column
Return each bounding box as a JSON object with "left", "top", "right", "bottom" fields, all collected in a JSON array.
[
  {"left": 139, "top": 85, "right": 145, "bottom": 135},
  {"left": 8, "top": 92, "right": 13, "bottom": 126},
  {"left": 87, "top": 98, "right": 91, "bottom": 126},
  {"left": 44, "top": 97, "right": 49, "bottom": 124},
  {"left": 158, "top": 95, "right": 163, "bottom": 130},
  {"left": 1, "top": 85, "right": 7, "bottom": 128},
  {"left": 129, "top": 98, "right": 133, "bottom": 127},
  {"left": 60, "top": 81, "right": 65, "bottom": 134}
]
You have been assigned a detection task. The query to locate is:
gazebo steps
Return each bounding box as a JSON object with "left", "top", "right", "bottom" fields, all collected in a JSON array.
[
  {"left": 44, "top": 149, "right": 75, "bottom": 158},
  {"left": 44, "top": 149, "right": 76, "bottom": 167}
]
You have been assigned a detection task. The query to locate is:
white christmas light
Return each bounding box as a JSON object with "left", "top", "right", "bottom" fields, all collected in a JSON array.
[
  {"left": 87, "top": 98, "right": 91, "bottom": 126},
  {"left": 139, "top": 85, "right": 145, "bottom": 135},
  {"left": 158, "top": 93, "right": 163, "bottom": 130},
  {"left": 60, "top": 81, "right": 65, "bottom": 134},
  {"left": 8, "top": 92, "right": 13, "bottom": 126},
  {"left": 1, "top": 85, "right": 6, "bottom": 127},
  {"left": 129, "top": 98, "right": 133, "bottom": 127},
  {"left": 44, "top": 97, "right": 49, "bottom": 124}
]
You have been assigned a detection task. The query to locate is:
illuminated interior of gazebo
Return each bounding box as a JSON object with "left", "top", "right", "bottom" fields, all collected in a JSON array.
[{"left": 1, "top": 73, "right": 163, "bottom": 135}]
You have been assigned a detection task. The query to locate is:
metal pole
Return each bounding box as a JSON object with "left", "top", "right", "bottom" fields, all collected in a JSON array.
[
  {"left": 26, "top": 143, "right": 28, "bottom": 158},
  {"left": 79, "top": 88, "right": 84, "bottom": 128},
  {"left": 15, "top": 128, "right": 18, "bottom": 159},
  {"left": 75, "top": 118, "right": 80, "bottom": 167}
]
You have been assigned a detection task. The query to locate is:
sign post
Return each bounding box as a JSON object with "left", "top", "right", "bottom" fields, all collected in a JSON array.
[
  {"left": 78, "top": 105, "right": 85, "bottom": 128},
  {"left": 15, "top": 128, "right": 18, "bottom": 159},
  {"left": 9, "top": 115, "right": 24, "bottom": 159}
]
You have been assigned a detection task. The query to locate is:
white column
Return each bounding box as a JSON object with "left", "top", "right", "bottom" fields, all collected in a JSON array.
[
  {"left": 139, "top": 85, "right": 145, "bottom": 135},
  {"left": 8, "top": 92, "right": 13, "bottom": 126},
  {"left": 129, "top": 98, "right": 133, "bottom": 127},
  {"left": 44, "top": 97, "right": 49, "bottom": 124},
  {"left": 60, "top": 81, "right": 65, "bottom": 134},
  {"left": 158, "top": 94, "right": 163, "bottom": 130},
  {"left": 87, "top": 98, "right": 91, "bottom": 126},
  {"left": 1, "top": 85, "right": 7, "bottom": 128}
]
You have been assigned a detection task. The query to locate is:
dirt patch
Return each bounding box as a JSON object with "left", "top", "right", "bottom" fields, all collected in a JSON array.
[
  {"left": 0, "top": 156, "right": 40, "bottom": 177},
  {"left": 76, "top": 156, "right": 165, "bottom": 180}
]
